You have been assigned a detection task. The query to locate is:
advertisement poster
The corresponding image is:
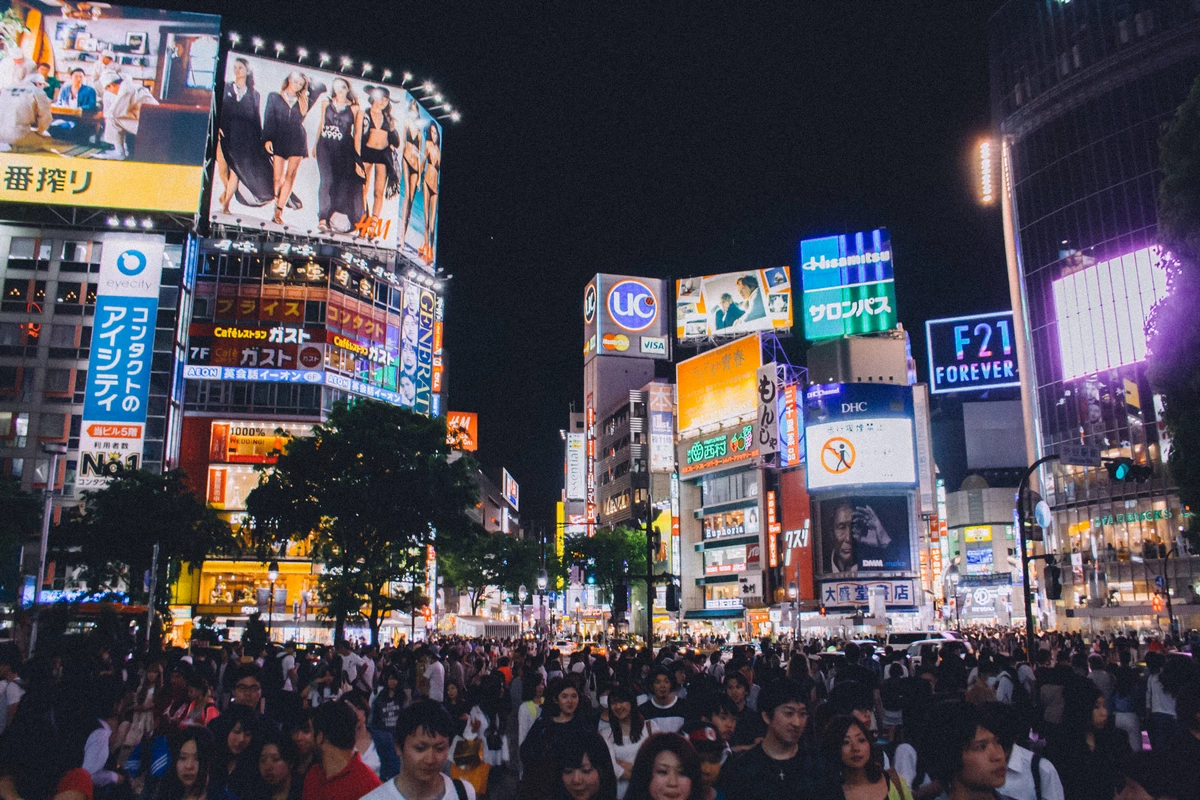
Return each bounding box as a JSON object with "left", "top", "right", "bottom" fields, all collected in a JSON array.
[
  {"left": 926, "top": 311, "right": 1019, "bottom": 394},
  {"left": 78, "top": 234, "right": 164, "bottom": 489},
  {"left": 208, "top": 420, "right": 311, "bottom": 464},
  {"left": 648, "top": 382, "right": 675, "bottom": 472},
  {"left": 0, "top": 1, "right": 219, "bottom": 212},
  {"left": 676, "top": 333, "right": 761, "bottom": 433},
  {"left": 565, "top": 432, "right": 586, "bottom": 500},
  {"left": 817, "top": 494, "right": 912, "bottom": 576},
  {"left": 798, "top": 228, "right": 897, "bottom": 341},
  {"left": 502, "top": 468, "right": 519, "bottom": 511},
  {"left": 804, "top": 383, "right": 916, "bottom": 492},
  {"left": 583, "top": 274, "right": 671, "bottom": 362},
  {"left": 446, "top": 411, "right": 478, "bottom": 451},
  {"left": 209, "top": 53, "right": 442, "bottom": 261},
  {"left": 676, "top": 267, "right": 793, "bottom": 342}
]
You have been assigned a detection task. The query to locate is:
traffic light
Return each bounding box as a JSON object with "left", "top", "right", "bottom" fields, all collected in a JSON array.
[
  {"left": 665, "top": 584, "right": 679, "bottom": 612},
  {"left": 1044, "top": 559, "right": 1063, "bottom": 601},
  {"left": 1106, "top": 457, "right": 1153, "bottom": 483},
  {"left": 1152, "top": 593, "right": 1165, "bottom": 613}
]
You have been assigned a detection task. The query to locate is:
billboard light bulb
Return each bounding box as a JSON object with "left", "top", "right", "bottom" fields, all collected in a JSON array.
[
  {"left": 403, "top": 72, "right": 413, "bottom": 84},
  {"left": 141, "top": 218, "right": 153, "bottom": 229},
  {"left": 433, "top": 281, "right": 443, "bottom": 290},
  {"left": 106, "top": 216, "right": 118, "bottom": 227},
  {"left": 251, "top": 36, "right": 264, "bottom": 52},
  {"left": 340, "top": 55, "right": 353, "bottom": 71},
  {"left": 228, "top": 32, "right": 240, "bottom": 45},
  {"left": 123, "top": 217, "right": 137, "bottom": 228},
  {"left": 451, "top": 112, "right": 461, "bottom": 122},
  {"left": 361, "top": 62, "right": 372, "bottom": 76},
  {"left": 296, "top": 47, "right": 308, "bottom": 61},
  {"left": 273, "top": 42, "right": 284, "bottom": 55},
  {"left": 382, "top": 69, "right": 392, "bottom": 81},
  {"left": 434, "top": 93, "right": 443, "bottom": 102},
  {"left": 422, "top": 81, "right": 434, "bottom": 93}
]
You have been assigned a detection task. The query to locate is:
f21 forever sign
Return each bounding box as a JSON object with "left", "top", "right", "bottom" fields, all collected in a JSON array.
[{"left": 926, "top": 311, "right": 1019, "bottom": 394}]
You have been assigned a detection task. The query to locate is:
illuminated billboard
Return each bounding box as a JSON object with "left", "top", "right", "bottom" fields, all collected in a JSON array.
[
  {"left": 648, "top": 382, "right": 675, "bottom": 473},
  {"left": 502, "top": 468, "right": 519, "bottom": 511},
  {"left": 926, "top": 311, "right": 1019, "bottom": 394},
  {"left": 1052, "top": 246, "right": 1166, "bottom": 381},
  {"left": 798, "top": 229, "right": 897, "bottom": 341},
  {"left": 209, "top": 53, "right": 441, "bottom": 260},
  {"left": 582, "top": 274, "right": 670, "bottom": 362},
  {"left": 676, "top": 334, "right": 761, "bottom": 433},
  {"left": 77, "top": 235, "right": 165, "bottom": 489},
  {"left": 804, "top": 383, "right": 916, "bottom": 492},
  {"left": 0, "top": 1, "right": 219, "bottom": 213},
  {"left": 675, "top": 268, "right": 793, "bottom": 342},
  {"left": 447, "top": 411, "right": 478, "bottom": 451},
  {"left": 565, "top": 432, "right": 586, "bottom": 500},
  {"left": 817, "top": 494, "right": 912, "bottom": 575}
]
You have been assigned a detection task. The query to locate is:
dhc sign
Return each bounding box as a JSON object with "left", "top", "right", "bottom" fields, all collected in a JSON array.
[{"left": 926, "top": 311, "right": 1020, "bottom": 394}]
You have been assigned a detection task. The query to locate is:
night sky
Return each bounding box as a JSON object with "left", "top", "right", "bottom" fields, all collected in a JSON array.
[{"left": 159, "top": 0, "right": 1011, "bottom": 526}]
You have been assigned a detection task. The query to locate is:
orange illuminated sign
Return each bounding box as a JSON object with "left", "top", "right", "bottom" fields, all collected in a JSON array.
[
  {"left": 447, "top": 411, "right": 479, "bottom": 451},
  {"left": 676, "top": 334, "right": 761, "bottom": 432}
]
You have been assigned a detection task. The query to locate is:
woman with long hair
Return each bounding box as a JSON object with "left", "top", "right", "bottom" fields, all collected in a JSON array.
[
  {"left": 216, "top": 57, "right": 275, "bottom": 212},
  {"left": 183, "top": 673, "right": 219, "bottom": 728},
  {"left": 548, "top": 731, "right": 618, "bottom": 800},
  {"left": 624, "top": 734, "right": 705, "bottom": 800},
  {"left": 214, "top": 705, "right": 261, "bottom": 799},
  {"left": 359, "top": 86, "right": 400, "bottom": 232},
  {"left": 418, "top": 120, "right": 440, "bottom": 263},
  {"left": 820, "top": 715, "right": 912, "bottom": 800},
  {"left": 262, "top": 70, "right": 320, "bottom": 225},
  {"left": 315, "top": 77, "right": 363, "bottom": 234},
  {"left": 283, "top": 710, "right": 316, "bottom": 783},
  {"left": 397, "top": 98, "right": 424, "bottom": 250},
  {"left": 257, "top": 730, "right": 303, "bottom": 800},
  {"left": 602, "top": 685, "right": 657, "bottom": 799},
  {"left": 370, "top": 669, "right": 404, "bottom": 732},
  {"left": 155, "top": 727, "right": 217, "bottom": 800},
  {"left": 520, "top": 678, "right": 594, "bottom": 798},
  {"left": 1045, "top": 681, "right": 1129, "bottom": 800}
]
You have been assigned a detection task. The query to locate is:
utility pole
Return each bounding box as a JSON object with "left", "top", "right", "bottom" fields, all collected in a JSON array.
[
  {"left": 29, "top": 443, "right": 66, "bottom": 659},
  {"left": 1017, "top": 454, "right": 1059, "bottom": 659}
]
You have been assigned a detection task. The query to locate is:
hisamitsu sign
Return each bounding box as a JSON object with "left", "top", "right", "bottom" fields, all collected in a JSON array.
[{"left": 926, "top": 311, "right": 1019, "bottom": 394}]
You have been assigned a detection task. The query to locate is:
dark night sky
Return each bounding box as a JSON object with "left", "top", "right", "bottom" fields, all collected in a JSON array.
[{"left": 159, "top": 0, "right": 1011, "bottom": 525}]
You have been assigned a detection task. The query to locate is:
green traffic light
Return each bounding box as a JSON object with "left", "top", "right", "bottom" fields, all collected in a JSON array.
[{"left": 1114, "top": 462, "right": 1130, "bottom": 480}]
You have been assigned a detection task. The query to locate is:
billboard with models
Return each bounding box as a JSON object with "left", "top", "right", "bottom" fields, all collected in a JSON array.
[{"left": 209, "top": 53, "right": 442, "bottom": 262}]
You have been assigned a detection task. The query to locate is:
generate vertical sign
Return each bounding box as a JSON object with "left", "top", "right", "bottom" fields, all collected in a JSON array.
[{"left": 78, "top": 235, "right": 165, "bottom": 489}]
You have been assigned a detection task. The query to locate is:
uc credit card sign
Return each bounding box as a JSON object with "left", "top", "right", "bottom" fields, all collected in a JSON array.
[
  {"left": 78, "top": 236, "right": 165, "bottom": 490},
  {"left": 925, "top": 311, "right": 1019, "bottom": 394}
]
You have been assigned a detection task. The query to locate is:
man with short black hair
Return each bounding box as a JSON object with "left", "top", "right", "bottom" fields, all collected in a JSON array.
[
  {"left": 640, "top": 665, "right": 685, "bottom": 732},
  {"left": 303, "top": 701, "right": 381, "bottom": 800},
  {"left": 719, "top": 680, "right": 814, "bottom": 800},
  {"left": 362, "top": 700, "right": 474, "bottom": 800},
  {"left": 924, "top": 701, "right": 1014, "bottom": 800},
  {"left": 724, "top": 671, "right": 765, "bottom": 751}
]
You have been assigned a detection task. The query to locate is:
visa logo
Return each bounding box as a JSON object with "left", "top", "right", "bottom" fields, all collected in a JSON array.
[{"left": 640, "top": 336, "right": 667, "bottom": 355}]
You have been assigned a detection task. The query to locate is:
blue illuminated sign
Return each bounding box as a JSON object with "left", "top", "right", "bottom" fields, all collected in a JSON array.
[
  {"left": 606, "top": 279, "right": 658, "bottom": 332},
  {"left": 798, "top": 229, "right": 897, "bottom": 341},
  {"left": 925, "top": 311, "right": 1019, "bottom": 394}
]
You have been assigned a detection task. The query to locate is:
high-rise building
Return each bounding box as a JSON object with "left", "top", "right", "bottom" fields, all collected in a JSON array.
[{"left": 991, "top": 0, "right": 1200, "bottom": 628}]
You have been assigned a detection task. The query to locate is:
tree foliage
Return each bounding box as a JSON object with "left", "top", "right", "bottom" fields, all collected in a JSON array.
[
  {"left": 53, "top": 469, "right": 236, "bottom": 607},
  {"left": 563, "top": 525, "right": 647, "bottom": 605},
  {"left": 1148, "top": 73, "right": 1200, "bottom": 538},
  {"left": 244, "top": 400, "right": 478, "bottom": 645},
  {"left": 440, "top": 531, "right": 543, "bottom": 615},
  {"left": 0, "top": 477, "right": 40, "bottom": 600}
]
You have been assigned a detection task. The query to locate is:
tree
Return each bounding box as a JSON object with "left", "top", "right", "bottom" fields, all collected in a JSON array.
[
  {"left": 1148, "top": 73, "right": 1200, "bottom": 542},
  {"left": 440, "top": 531, "right": 543, "bottom": 616},
  {"left": 53, "top": 470, "right": 237, "bottom": 609},
  {"left": 0, "top": 477, "right": 40, "bottom": 601},
  {"left": 244, "top": 400, "right": 478, "bottom": 646},
  {"left": 562, "top": 525, "right": 647, "bottom": 608}
]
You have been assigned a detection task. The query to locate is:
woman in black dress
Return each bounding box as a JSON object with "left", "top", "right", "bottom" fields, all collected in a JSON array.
[
  {"left": 315, "top": 77, "right": 364, "bottom": 234},
  {"left": 263, "top": 70, "right": 317, "bottom": 225},
  {"left": 359, "top": 85, "right": 400, "bottom": 233},
  {"left": 215, "top": 58, "right": 274, "bottom": 212}
]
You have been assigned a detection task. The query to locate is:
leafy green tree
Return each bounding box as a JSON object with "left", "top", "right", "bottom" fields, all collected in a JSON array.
[
  {"left": 441, "top": 531, "right": 543, "bottom": 615},
  {"left": 563, "top": 525, "right": 647, "bottom": 608},
  {"left": 53, "top": 470, "right": 236, "bottom": 609},
  {"left": 0, "top": 477, "right": 40, "bottom": 601},
  {"left": 1148, "top": 74, "right": 1200, "bottom": 541},
  {"left": 244, "top": 400, "right": 478, "bottom": 645}
]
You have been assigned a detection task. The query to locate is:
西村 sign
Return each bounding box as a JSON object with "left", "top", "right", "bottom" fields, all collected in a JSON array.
[
  {"left": 799, "top": 229, "right": 898, "bottom": 341},
  {"left": 926, "top": 311, "right": 1019, "bottom": 394},
  {"left": 682, "top": 424, "right": 756, "bottom": 475}
]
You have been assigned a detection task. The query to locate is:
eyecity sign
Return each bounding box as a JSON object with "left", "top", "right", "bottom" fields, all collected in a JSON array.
[{"left": 926, "top": 311, "right": 1019, "bottom": 394}]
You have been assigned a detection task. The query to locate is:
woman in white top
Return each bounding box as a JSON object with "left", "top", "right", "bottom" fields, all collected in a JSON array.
[{"left": 601, "top": 685, "right": 657, "bottom": 799}]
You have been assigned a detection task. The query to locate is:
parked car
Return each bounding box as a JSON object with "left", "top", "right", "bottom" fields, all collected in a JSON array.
[{"left": 885, "top": 630, "right": 964, "bottom": 649}]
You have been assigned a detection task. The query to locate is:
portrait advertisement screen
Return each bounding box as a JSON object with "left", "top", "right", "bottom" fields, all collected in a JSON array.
[
  {"left": 0, "top": 1, "right": 220, "bottom": 212},
  {"left": 209, "top": 53, "right": 442, "bottom": 261},
  {"left": 675, "top": 267, "right": 793, "bottom": 342},
  {"left": 817, "top": 494, "right": 912, "bottom": 576}
]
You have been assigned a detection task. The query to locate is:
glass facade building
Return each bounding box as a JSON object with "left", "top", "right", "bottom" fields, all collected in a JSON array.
[{"left": 990, "top": 0, "right": 1200, "bottom": 622}]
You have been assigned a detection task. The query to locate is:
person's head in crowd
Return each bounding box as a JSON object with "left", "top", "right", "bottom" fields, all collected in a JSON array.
[
  {"left": 758, "top": 679, "right": 810, "bottom": 749},
  {"left": 0, "top": 716, "right": 75, "bottom": 800},
  {"left": 220, "top": 704, "right": 261, "bottom": 768},
  {"left": 923, "top": 701, "right": 1008, "bottom": 795},
  {"left": 625, "top": 733, "right": 705, "bottom": 800},
  {"left": 164, "top": 726, "right": 218, "bottom": 800},
  {"left": 723, "top": 672, "right": 750, "bottom": 709},
  {"left": 522, "top": 669, "right": 545, "bottom": 703},
  {"left": 545, "top": 677, "right": 581, "bottom": 721},
  {"left": 700, "top": 695, "right": 738, "bottom": 743},
  {"left": 682, "top": 722, "right": 725, "bottom": 793},
  {"left": 887, "top": 662, "right": 904, "bottom": 681},
  {"left": 1060, "top": 680, "right": 1109, "bottom": 742},
  {"left": 976, "top": 702, "right": 1022, "bottom": 758},
  {"left": 608, "top": 684, "right": 647, "bottom": 745},
  {"left": 312, "top": 700, "right": 358, "bottom": 762},
  {"left": 393, "top": 701, "right": 456, "bottom": 790},
  {"left": 381, "top": 667, "right": 401, "bottom": 697},
  {"left": 843, "top": 642, "right": 861, "bottom": 662},
  {"left": 826, "top": 680, "right": 874, "bottom": 731},
  {"left": 284, "top": 708, "right": 316, "bottom": 765},
  {"left": 671, "top": 661, "right": 689, "bottom": 689},
  {"left": 821, "top": 715, "right": 882, "bottom": 789},
  {"left": 649, "top": 666, "right": 676, "bottom": 704},
  {"left": 233, "top": 665, "right": 264, "bottom": 709},
  {"left": 258, "top": 730, "right": 300, "bottom": 795},
  {"left": 552, "top": 730, "right": 618, "bottom": 800},
  {"left": 187, "top": 672, "right": 211, "bottom": 704},
  {"left": 340, "top": 689, "right": 373, "bottom": 733}
]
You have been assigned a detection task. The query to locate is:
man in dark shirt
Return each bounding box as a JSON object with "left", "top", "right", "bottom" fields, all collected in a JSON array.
[
  {"left": 724, "top": 671, "right": 765, "bottom": 751},
  {"left": 719, "top": 679, "right": 816, "bottom": 800}
]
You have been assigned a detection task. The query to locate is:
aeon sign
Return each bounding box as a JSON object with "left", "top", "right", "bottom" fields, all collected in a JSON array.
[{"left": 607, "top": 279, "right": 658, "bottom": 331}]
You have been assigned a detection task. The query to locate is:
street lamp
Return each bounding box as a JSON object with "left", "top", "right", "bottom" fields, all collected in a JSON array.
[
  {"left": 267, "top": 560, "right": 279, "bottom": 641},
  {"left": 944, "top": 563, "right": 962, "bottom": 632},
  {"left": 518, "top": 584, "right": 527, "bottom": 637},
  {"left": 788, "top": 581, "right": 799, "bottom": 643},
  {"left": 537, "top": 568, "right": 548, "bottom": 633}
]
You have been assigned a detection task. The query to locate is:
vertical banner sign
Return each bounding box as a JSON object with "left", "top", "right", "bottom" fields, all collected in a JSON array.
[
  {"left": 757, "top": 363, "right": 780, "bottom": 458},
  {"left": 649, "top": 383, "right": 676, "bottom": 472},
  {"left": 912, "top": 384, "right": 936, "bottom": 515},
  {"left": 432, "top": 296, "right": 446, "bottom": 416},
  {"left": 79, "top": 236, "right": 165, "bottom": 490},
  {"left": 415, "top": 289, "right": 436, "bottom": 414},
  {"left": 586, "top": 400, "right": 597, "bottom": 535},
  {"left": 778, "top": 383, "right": 803, "bottom": 468},
  {"left": 566, "top": 433, "right": 586, "bottom": 500},
  {"left": 426, "top": 545, "right": 437, "bottom": 619},
  {"left": 767, "top": 490, "right": 781, "bottom": 568},
  {"left": 670, "top": 472, "right": 681, "bottom": 576}
]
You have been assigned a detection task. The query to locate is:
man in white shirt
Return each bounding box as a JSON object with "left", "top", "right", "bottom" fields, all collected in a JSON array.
[
  {"left": 337, "top": 640, "right": 365, "bottom": 687},
  {"left": 362, "top": 700, "right": 474, "bottom": 800},
  {"left": 278, "top": 642, "right": 297, "bottom": 693},
  {"left": 0, "top": 647, "right": 23, "bottom": 735},
  {"left": 83, "top": 680, "right": 129, "bottom": 788},
  {"left": 420, "top": 649, "right": 445, "bottom": 702},
  {"left": 980, "top": 700, "right": 1065, "bottom": 800}
]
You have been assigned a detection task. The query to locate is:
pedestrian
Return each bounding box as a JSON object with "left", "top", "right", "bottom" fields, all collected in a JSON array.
[
  {"left": 156, "top": 726, "right": 219, "bottom": 800},
  {"left": 301, "top": 701, "right": 381, "bottom": 800},
  {"left": 639, "top": 667, "right": 685, "bottom": 734},
  {"left": 258, "top": 729, "right": 305, "bottom": 800},
  {"left": 1044, "top": 682, "right": 1128, "bottom": 800},
  {"left": 920, "top": 701, "right": 1009, "bottom": 800},
  {"left": 339, "top": 692, "right": 400, "bottom": 781},
  {"left": 717, "top": 680, "right": 816, "bottom": 800},
  {"left": 624, "top": 734, "right": 704, "bottom": 800},
  {"left": 602, "top": 685, "right": 657, "bottom": 798},
  {"left": 820, "top": 715, "right": 912, "bottom": 800},
  {"left": 361, "top": 700, "right": 475, "bottom": 800}
]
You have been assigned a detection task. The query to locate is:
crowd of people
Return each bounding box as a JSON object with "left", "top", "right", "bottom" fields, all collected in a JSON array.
[{"left": 0, "top": 628, "right": 1198, "bottom": 800}]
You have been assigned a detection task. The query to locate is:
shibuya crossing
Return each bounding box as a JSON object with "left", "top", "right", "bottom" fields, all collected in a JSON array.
[{"left": 0, "top": 0, "right": 1200, "bottom": 659}]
